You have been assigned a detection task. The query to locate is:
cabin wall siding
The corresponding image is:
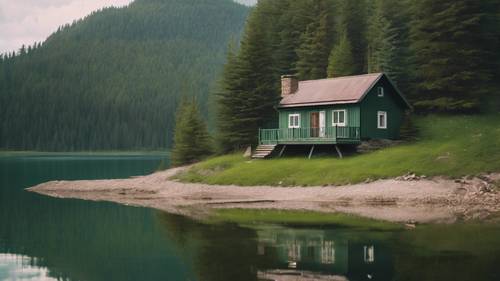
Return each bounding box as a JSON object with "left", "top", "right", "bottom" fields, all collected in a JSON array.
[
  {"left": 278, "top": 104, "right": 360, "bottom": 129},
  {"left": 359, "top": 78, "right": 404, "bottom": 139}
]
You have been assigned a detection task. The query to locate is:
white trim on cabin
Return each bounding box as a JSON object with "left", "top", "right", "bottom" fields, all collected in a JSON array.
[
  {"left": 288, "top": 113, "right": 300, "bottom": 128},
  {"left": 364, "top": 245, "right": 375, "bottom": 263},
  {"left": 319, "top": 111, "right": 326, "bottom": 137},
  {"left": 332, "top": 109, "right": 347, "bottom": 127},
  {"left": 377, "top": 111, "right": 387, "bottom": 129},
  {"left": 378, "top": 87, "right": 384, "bottom": 97}
]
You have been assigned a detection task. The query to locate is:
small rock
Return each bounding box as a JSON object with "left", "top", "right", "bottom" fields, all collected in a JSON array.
[{"left": 243, "top": 146, "right": 252, "bottom": 158}]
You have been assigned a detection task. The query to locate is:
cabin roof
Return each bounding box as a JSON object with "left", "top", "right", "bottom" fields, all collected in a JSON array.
[{"left": 278, "top": 73, "right": 411, "bottom": 109}]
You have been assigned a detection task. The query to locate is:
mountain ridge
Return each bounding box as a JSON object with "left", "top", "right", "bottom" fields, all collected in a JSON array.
[{"left": 0, "top": 0, "right": 249, "bottom": 151}]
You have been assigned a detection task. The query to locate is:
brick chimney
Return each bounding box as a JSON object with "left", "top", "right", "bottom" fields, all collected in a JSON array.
[{"left": 281, "top": 75, "right": 298, "bottom": 97}]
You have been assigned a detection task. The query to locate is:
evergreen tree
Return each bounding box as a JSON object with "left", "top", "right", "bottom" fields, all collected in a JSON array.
[
  {"left": 295, "top": 0, "right": 334, "bottom": 80},
  {"left": 367, "top": 0, "right": 410, "bottom": 89},
  {"left": 215, "top": 43, "right": 244, "bottom": 152},
  {"left": 327, "top": 33, "right": 355, "bottom": 77},
  {"left": 271, "top": 0, "right": 310, "bottom": 75},
  {"left": 336, "top": 0, "right": 368, "bottom": 74},
  {"left": 171, "top": 98, "right": 213, "bottom": 166},
  {"left": 410, "top": 0, "right": 493, "bottom": 112},
  {"left": 215, "top": 8, "right": 279, "bottom": 152}
]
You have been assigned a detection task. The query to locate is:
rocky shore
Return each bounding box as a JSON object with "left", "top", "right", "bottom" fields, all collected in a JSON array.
[{"left": 27, "top": 166, "right": 500, "bottom": 224}]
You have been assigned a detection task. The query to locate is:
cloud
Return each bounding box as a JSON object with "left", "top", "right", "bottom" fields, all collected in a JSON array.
[
  {"left": 0, "top": 0, "right": 132, "bottom": 54},
  {"left": 0, "top": 0, "right": 257, "bottom": 55}
]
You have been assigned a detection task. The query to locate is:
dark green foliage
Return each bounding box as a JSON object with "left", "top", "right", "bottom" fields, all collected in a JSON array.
[
  {"left": 215, "top": 0, "right": 500, "bottom": 151},
  {"left": 413, "top": 98, "right": 480, "bottom": 114},
  {"left": 0, "top": 0, "right": 248, "bottom": 151},
  {"left": 367, "top": 0, "right": 411, "bottom": 91},
  {"left": 327, "top": 33, "right": 356, "bottom": 78},
  {"left": 409, "top": 0, "right": 494, "bottom": 113},
  {"left": 171, "top": 98, "right": 213, "bottom": 166},
  {"left": 336, "top": 0, "right": 368, "bottom": 74},
  {"left": 215, "top": 10, "right": 280, "bottom": 153},
  {"left": 399, "top": 113, "right": 418, "bottom": 141},
  {"left": 295, "top": 0, "right": 335, "bottom": 80}
]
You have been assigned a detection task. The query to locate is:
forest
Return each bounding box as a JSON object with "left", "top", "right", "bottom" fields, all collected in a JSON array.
[
  {"left": 1, "top": 0, "right": 499, "bottom": 153},
  {"left": 215, "top": 0, "right": 500, "bottom": 152},
  {"left": 0, "top": 0, "right": 249, "bottom": 151}
]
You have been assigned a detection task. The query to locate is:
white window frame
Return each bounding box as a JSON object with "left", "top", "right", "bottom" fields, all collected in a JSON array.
[
  {"left": 332, "top": 109, "right": 347, "bottom": 127},
  {"left": 377, "top": 111, "right": 387, "bottom": 129},
  {"left": 378, "top": 87, "right": 384, "bottom": 97},
  {"left": 364, "top": 245, "right": 375, "bottom": 263},
  {"left": 288, "top": 114, "right": 300, "bottom": 128}
]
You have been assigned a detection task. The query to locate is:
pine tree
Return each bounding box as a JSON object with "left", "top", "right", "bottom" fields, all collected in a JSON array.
[
  {"left": 327, "top": 33, "right": 355, "bottom": 77},
  {"left": 367, "top": 0, "right": 410, "bottom": 89},
  {"left": 215, "top": 7, "right": 279, "bottom": 153},
  {"left": 295, "top": 0, "right": 334, "bottom": 80},
  {"left": 215, "top": 43, "right": 244, "bottom": 152},
  {"left": 410, "top": 0, "right": 493, "bottom": 112},
  {"left": 337, "top": 0, "right": 368, "bottom": 74},
  {"left": 272, "top": 0, "right": 311, "bottom": 75},
  {"left": 171, "top": 98, "right": 213, "bottom": 166}
]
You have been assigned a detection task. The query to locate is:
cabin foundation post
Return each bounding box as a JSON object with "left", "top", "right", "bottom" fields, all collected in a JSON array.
[
  {"left": 279, "top": 145, "right": 287, "bottom": 158},
  {"left": 334, "top": 145, "right": 343, "bottom": 159},
  {"left": 308, "top": 145, "right": 315, "bottom": 159}
]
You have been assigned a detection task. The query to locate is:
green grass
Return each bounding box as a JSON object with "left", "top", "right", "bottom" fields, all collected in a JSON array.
[
  {"left": 176, "top": 115, "right": 500, "bottom": 186},
  {"left": 210, "top": 209, "right": 402, "bottom": 230}
]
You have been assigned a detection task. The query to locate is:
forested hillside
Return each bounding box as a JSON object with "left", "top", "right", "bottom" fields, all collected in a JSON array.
[
  {"left": 216, "top": 0, "right": 500, "bottom": 151},
  {"left": 0, "top": 0, "right": 249, "bottom": 151}
]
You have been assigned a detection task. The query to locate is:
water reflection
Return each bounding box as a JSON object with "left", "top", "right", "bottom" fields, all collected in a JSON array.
[
  {"left": 254, "top": 227, "right": 392, "bottom": 281},
  {"left": 0, "top": 254, "right": 57, "bottom": 281},
  {"left": 2, "top": 155, "right": 500, "bottom": 281},
  {"left": 157, "top": 211, "right": 500, "bottom": 281},
  {"left": 157, "top": 213, "right": 394, "bottom": 281}
]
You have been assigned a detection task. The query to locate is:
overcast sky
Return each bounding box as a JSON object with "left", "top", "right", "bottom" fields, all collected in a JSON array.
[{"left": 0, "top": 0, "right": 256, "bottom": 55}]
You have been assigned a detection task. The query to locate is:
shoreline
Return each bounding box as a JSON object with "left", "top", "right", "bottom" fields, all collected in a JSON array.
[{"left": 27, "top": 166, "right": 500, "bottom": 224}]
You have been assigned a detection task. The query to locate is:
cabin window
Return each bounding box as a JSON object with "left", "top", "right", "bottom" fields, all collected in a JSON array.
[
  {"left": 288, "top": 114, "right": 300, "bottom": 128},
  {"left": 378, "top": 87, "right": 384, "bottom": 97},
  {"left": 377, "top": 111, "right": 387, "bottom": 129},
  {"left": 364, "top": 245, "right": 375, "bottom": 263},
  {"left": 332, "top": 110, "right": 347, "bottom": 127}
]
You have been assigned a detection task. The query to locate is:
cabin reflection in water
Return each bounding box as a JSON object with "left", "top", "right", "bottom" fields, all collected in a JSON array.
[{"left": 256, "top": 228, "right": 393, "bottom": 281}]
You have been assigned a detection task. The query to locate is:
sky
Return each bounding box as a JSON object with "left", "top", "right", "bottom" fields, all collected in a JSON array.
[{"left": 0, "top": 0, "right": 256, "bottom": 55}]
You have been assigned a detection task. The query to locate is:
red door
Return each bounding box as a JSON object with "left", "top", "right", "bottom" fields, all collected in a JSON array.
[{"left": 310, "top": 112, "right": 319, "bottom": 137}]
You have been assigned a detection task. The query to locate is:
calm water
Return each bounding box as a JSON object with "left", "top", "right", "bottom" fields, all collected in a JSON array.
[{"left": 1, "top": 154, "right": 500, "bottom": 281}]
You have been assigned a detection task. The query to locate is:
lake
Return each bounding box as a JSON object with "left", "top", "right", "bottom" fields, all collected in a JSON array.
[{"left": 1, "top": 154, "right": 500, "bottom": 281}]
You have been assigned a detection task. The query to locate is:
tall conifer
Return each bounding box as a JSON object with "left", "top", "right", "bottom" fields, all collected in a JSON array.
[
  {"left": 327, "top": 33, "right": 356, "bottom": 77},
  {"left": 295, "top": 0, "right": 334, "bottom": 80},
  {"left": 410, "top": 0, "right": 493, "bottom": 112},
  {"left": 171, "top": 98, "right": 213, "bottom": 166},
  {"left": 337, "top": 0, "right": 368, "bottom": 74},
  {"left": 215, "top": 8, "right": 279, "bottom": 152},
  {"left": 367, "top": 0, "right": 410, "bottom": 90}
]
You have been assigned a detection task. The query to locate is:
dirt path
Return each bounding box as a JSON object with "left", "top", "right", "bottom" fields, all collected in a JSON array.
[{"left": 27, "top": 166, "right": 500, "bottom": 223}]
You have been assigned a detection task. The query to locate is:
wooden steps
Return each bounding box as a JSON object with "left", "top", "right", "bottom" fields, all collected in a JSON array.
[{"left": 252, "top": 144, "right": 277, "bottom": 159}]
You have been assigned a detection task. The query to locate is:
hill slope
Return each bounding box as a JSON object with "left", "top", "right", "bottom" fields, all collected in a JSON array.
[{"left": 0, "top": 0, "right": 249, "bottom": 151}]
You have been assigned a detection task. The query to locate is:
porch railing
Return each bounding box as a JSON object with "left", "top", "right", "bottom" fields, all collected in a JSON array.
[{"left": 259, "top": 126, "right": 360, "bottom": 145}]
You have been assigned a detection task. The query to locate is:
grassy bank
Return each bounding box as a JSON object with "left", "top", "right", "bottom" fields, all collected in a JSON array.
[
  {"left": 176, "top": 115, "right": 500, "bottom": 186},
  {"left": 211, "top": 209, "right": 401, "bottom": 230}
]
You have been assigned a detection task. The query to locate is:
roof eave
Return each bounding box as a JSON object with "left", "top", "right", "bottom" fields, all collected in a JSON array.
[
  {"left": 278, "top": 100, "right": 359, "bottom": 109},
  {"left": 358, "top": 73, "right": 412, "bottom": 110}
]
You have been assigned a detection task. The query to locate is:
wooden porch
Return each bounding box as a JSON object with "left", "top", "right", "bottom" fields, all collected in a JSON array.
[{"left": 258, "top": 126, "right": 361, "bottom": 145}]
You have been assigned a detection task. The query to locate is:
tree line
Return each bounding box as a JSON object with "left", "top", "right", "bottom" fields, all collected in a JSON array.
[{"left": 214, "top": 0, "right": 500, "bottom": 153}]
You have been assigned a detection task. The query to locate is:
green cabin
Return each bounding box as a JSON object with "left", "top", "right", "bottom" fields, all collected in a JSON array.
[{"left": 255, "top": 73, "right": 411, "bottom": 158}]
